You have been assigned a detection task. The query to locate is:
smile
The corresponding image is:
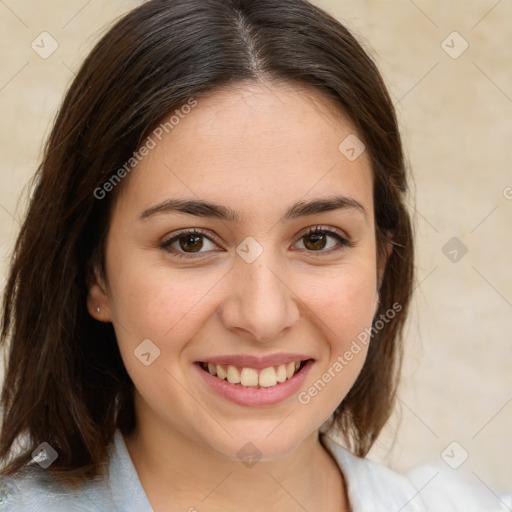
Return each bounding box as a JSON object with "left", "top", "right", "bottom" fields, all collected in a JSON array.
[
  {"left": 199, "top": 360, "right": 306, "bottom": 388},
  {"left": 194, "top": 358, "right": 315, "bottom": 407}
]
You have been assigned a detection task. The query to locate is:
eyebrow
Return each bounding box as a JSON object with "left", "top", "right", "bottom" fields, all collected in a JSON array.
[{"left": 138, "top": 194, "right": 367, "bottom": 223}]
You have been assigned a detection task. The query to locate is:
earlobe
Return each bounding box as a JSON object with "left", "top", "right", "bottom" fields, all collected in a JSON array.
[{"left": 86, "top": 267, "right": 112, "bottom": 322}]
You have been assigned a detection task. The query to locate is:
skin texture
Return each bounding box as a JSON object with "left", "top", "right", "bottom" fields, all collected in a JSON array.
[{"left": 87, "top": 82, "right": 389, "bottom": 511}]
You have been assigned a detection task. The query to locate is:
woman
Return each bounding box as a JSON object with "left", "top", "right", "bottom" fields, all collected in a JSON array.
[{"left": 0, "top": 0, "right": 509, "bottom": 510}]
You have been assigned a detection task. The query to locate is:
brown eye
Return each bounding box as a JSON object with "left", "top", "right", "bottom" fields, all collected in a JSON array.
[
  {"left": 303, "top": 232, "right": 329, "bottom": 251},
  {"left": 294, "top": 226, "right": 353, "bottom": 254},
  {"left": 178, "top": 233, "right": 204, "bottom": 252},
  {"left": 159, "top": 229, "right": 218, "bottom": 257}
]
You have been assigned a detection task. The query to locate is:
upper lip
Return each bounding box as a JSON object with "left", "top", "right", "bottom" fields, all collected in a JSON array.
[{"left": 197, "top": 353, "right": 313, "bottom": 369}]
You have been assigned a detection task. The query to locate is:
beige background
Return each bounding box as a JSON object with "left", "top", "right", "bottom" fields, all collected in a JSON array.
[{"left": 1, "top": 0, "right": 511, "bottom": 497}]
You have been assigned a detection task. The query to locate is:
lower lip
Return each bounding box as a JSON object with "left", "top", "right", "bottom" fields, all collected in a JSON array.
[{"left": 194, "top": 360, "right": 314, "bottom": 407}]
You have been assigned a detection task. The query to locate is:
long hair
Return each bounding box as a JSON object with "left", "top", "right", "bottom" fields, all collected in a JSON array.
[{"left": 0, "top": 0, "right": 413, "bottom": 485}]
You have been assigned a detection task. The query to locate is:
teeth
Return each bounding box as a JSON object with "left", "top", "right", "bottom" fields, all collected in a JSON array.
[
  {"left": 286, "top": 362, "right": 295, "bottom": 379},
  {"left": 204, "top": 360, "right": 306, "bottom": 388},
  {"left": 226, "top": 365, "right": 240, "bottom": 384},
  {"left": 240, "top": 367, "right": 258, "bottom": 386},
  {"left": 276, "top": 364, "right": 287, "bottom": 383},
  {"left": 216, "top": 364, "right": 227, "bottom": 380},
  {"left": 259, "top": 367, "right": 277, "bottom": 387}
]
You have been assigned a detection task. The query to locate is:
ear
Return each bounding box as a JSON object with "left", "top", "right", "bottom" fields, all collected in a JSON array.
[
  {"left": 377, "top": 239, "right": 393, "bottom": 292},
  {"left": 86, "top": 265, "right": 112, "bottom": 322}
]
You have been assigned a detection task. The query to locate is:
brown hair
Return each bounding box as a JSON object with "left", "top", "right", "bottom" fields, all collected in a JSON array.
[{"left": 0, "top": 0, "right": 413, "bottom": 485}]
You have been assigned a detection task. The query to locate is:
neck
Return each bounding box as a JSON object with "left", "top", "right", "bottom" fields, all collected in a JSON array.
[{"left": 123, "top": 411, "right": 349, "bottom": 511}]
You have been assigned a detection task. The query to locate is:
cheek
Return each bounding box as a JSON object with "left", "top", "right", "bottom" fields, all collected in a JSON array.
[
  {"left": 105, "top": 261, "right": 224, "bottom": 410},
  {"left": 295, "top": 259, "right": 378, "bottom": 389},
  {"left": 302, "top": 261, "right": 378, "bottom": 341},
  {"left": 106, "top": 250, "right": 224, "bottom": 348},
  {"left": 297, "top": 268, "right": 377, "bottom": 413}
]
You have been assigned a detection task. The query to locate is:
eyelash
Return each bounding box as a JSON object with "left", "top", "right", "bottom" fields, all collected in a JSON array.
[{"left": 159, "top": 226, "right": 355, "bottom": 259}]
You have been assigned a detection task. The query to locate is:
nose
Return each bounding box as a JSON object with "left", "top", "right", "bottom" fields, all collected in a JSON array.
[{"left": 218, "top": 255, "right": 300, "bottom": 343}]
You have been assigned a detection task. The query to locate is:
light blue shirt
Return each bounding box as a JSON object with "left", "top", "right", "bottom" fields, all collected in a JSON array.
[{"left": 1, "top": 430, "right": 510, "bottom": 511}]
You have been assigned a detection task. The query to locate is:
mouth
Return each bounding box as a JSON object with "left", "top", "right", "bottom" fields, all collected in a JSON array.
[
  {"left": 198, "top": 359, "right": 310, "bottom": 389},
  {"left": 193, "top": 353, "right": 315, "bottom": 407}
]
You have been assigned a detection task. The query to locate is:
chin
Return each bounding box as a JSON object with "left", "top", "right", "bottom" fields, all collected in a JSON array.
[{"left": 198, "top": 419, "right": 316, "bottom": 463}]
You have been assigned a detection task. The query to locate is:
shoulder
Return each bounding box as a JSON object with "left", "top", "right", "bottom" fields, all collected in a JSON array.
[
  {"left": 321, "top": 434, "right": 426, "bottom": 511},
  {"left": 320, "top": 434, "right": 512, "bottom": 512},
  {"left": 0, "top": 430, "right": 152, "bottom": 512},
  {"left": 0, "top": 464, "right": 113, "bottom": 512},
  {"left": 406, "top": 461, "right": 512, "bottom": 512}
]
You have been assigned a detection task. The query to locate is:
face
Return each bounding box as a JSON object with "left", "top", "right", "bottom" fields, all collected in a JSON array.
[{"left": 88, "top": 82, "right": 385, "bottom": 461}]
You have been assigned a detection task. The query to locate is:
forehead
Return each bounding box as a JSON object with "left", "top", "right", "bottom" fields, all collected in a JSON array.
[{"left": 115, "top": 82, "right": 373, "bottom": 220}]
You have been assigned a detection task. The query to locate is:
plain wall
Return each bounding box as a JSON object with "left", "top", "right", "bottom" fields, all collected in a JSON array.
[{"left": 1, "top": 0, "right": 511, "bottom": 495}]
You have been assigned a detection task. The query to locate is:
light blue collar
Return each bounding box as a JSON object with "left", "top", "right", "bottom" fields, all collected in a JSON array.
[{"left": 320, "top": 434, "right": 426, "bottom": 511}]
